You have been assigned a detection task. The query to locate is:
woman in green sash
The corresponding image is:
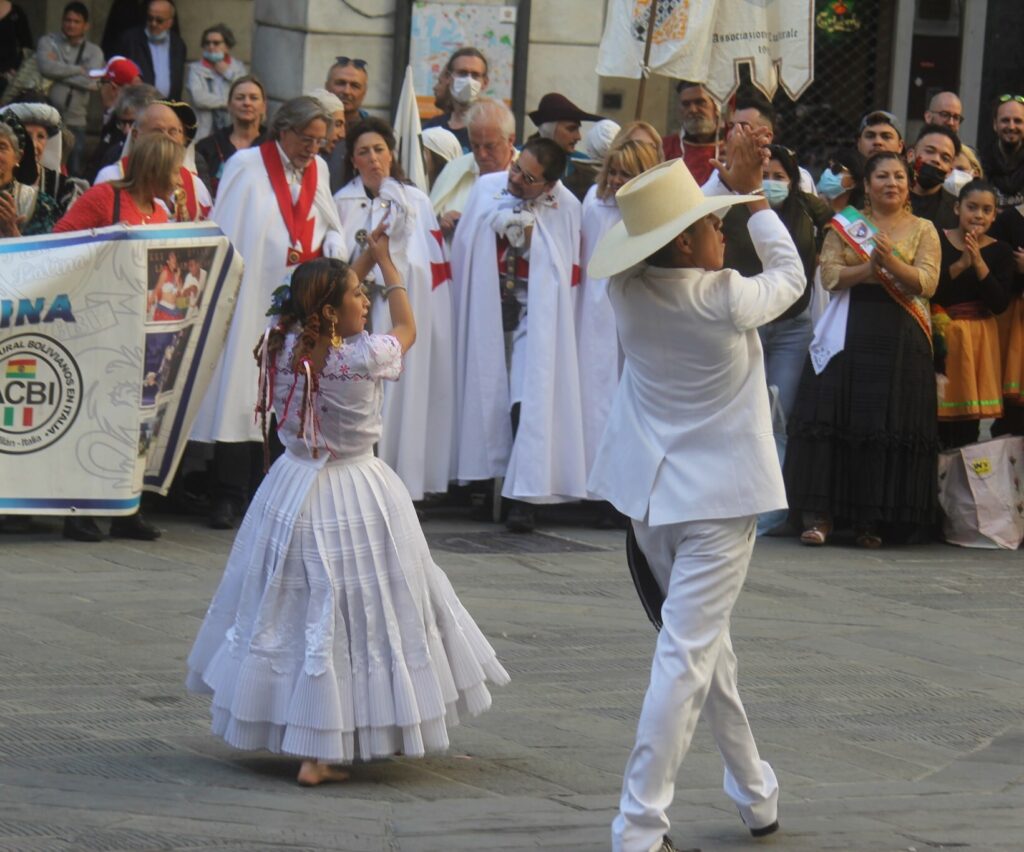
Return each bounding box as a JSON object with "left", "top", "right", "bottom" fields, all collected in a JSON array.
[{"left": 785, "top": 152, "right": 941, "bottom": 548}]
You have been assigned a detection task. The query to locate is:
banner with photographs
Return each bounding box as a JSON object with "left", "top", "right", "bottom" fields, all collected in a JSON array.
[{"left": 0, "top": 223, "right": 242, "bottom": 515}]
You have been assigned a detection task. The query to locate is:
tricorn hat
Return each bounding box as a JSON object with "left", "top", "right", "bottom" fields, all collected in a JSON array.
[
  {"left": 156, "top": 100, "right": 199, "bottom": 144},
  {"left": 587, "top": 159, "right": 759, "bottom": 279},
  {"left": 528, "top": 92, "right": 603, "bottom": 126}
]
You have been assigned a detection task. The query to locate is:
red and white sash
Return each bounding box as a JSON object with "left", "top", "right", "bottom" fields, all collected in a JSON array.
[{"left": 259, "top": 142, "right": 321, "bottom": 267}]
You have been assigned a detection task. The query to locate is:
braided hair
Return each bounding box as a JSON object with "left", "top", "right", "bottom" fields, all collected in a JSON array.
[{"left": 252, "top": 258, "right": 353, "bottom": 468}]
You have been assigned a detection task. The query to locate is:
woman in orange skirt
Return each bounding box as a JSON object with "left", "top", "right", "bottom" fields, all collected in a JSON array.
[
  {"left": 934, "top": 180, "right": 1013, "bottom": 448},
  {"left": 990, "top": 200, "right": 1024, "bottom": 435}
]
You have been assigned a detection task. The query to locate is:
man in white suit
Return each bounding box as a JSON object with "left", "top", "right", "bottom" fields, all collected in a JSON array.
[{"left": 587, "top": 129, "right": 805, "bottom": 852}]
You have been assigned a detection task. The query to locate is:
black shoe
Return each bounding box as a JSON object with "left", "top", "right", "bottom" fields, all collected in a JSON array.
[
  {"left": 505, "top": 503, "right": 535, "bottom": 533},
  {"left": 209, "top": 498, "right": 238, "bottom": 530},
  {"left": 750, "top": 820, "right": 780, "bottom": 838},
  {"left": 109, "top": 512, "right": 161, "bottom": 541},
  {"left": 658, "top": 836, "right": 700, "bottom": 852},
  {"left": 63, "top": 516, "right": 103, "bottom": 542}
]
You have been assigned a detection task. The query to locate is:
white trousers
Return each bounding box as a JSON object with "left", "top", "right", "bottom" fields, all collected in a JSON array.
[{"left": 613, "top": 516, "right": 779, "bottom": 852}]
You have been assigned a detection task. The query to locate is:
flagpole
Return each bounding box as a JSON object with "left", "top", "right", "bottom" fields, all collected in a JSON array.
[{"left": 634, "top": 0, "right": 659, "bottom": 120}]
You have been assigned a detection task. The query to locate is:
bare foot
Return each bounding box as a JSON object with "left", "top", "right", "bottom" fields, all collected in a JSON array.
[{"left": 296, "top": 759, "right": 350, "bottom": 786}]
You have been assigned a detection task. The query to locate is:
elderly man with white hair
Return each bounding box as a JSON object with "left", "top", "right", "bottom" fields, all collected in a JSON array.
[
  {"left": 94, "top": 99, "right": 212, "bottom": 220},
  {"left": 307, "top": 86, "right": 347, "bottom": 192},
  {"left": 430, "top": 97, "right": 518, "bottom": 238},
  {"left": 192, "top": 95, "right": 346, "bottom": 530}
]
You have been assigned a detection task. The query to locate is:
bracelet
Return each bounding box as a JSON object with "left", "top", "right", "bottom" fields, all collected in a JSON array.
[
  {"left": 742, "top": 187, "right": 766, "bottom": 196},
  {"left": 383, "top": 285, "right": 407, "bottom": 298}
]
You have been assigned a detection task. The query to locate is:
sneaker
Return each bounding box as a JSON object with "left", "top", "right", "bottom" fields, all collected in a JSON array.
[{"left": 658, "top": 836, "right": 701, "bottom": 852}]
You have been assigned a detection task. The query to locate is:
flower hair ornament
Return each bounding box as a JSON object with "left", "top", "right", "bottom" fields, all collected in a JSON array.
[{"left": 266, "top": 283, "right": 294, "bottom": 317}]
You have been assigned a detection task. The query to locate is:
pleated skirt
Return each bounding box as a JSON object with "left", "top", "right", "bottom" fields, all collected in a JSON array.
[
  {"left": 997, "top": 294, "right": 1024, "bottom": 402},
  {"left": 938, "top": 315, "right": 1003, "bottom": 420},
  {"left": 785, "top": 287, "right": 938, "bottom": 527},
  {"left": 186, "top": 450, "right": 510, "bottom": 763}
]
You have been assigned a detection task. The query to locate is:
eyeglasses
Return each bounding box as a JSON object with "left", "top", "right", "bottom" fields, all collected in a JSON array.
[
  {"left": 147, "top": 15, "right": 169, "bottom": 25},
  {"left": 998, "top": 94, "right": 1024, "bottom": 104},
  {"left": 115, "top": 117, "right": 134, "bottom": 129},
  {"left": 288, "top": 128, "right": 328, "bottom": 149},
  {"left": 933, "top": 110, "right": 964, "bottom": 124},
  {"left": 452, "top": 69, "right": 486, "bottom": 81},
  {"left": 202, "top": 39, "right": 225, "bottom": 47},
  {"left": 334, "top": 56, "right": 368, "bottom": 70},
  {"left": 509, "top": 161, "right": 540, "bottom": 185}
]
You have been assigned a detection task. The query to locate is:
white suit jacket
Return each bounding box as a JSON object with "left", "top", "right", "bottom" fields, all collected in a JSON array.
[{"left": 587, "top": 209, "right": 805, "bottom": 525}]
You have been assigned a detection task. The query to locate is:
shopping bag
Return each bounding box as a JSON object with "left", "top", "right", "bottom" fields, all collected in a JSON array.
[{"left": 937, "top": 436, "right": 1024, "bottom": 549}]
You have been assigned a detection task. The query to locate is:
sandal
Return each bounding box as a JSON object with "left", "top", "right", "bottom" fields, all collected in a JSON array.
[
  {"left": 855, "top": 528, "right": 882, "bottom": 549},
  {"left": 800, "top": 525, "right": 829, "bottom": 546},
  {"left": 800, "top": 512, "right": 832, "bottom": 546}
]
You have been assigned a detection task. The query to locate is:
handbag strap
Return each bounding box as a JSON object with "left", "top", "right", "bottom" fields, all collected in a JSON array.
[{"left": 64, "top": 41, "right": 87, "bottom": 112}]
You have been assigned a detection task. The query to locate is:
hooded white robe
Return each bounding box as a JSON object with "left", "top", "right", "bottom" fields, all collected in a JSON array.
[
  {"left": 334, "top": 177, "right": 455, "bottom": 500},
  {"left": 449, "top": 170, "right": 588, "bottom": 503},
  {"left": 578, "top": 184, "right": 623, "bottom": 482},
  {"left": 191, "top": 143, "right": 345, "bottom": 443}
]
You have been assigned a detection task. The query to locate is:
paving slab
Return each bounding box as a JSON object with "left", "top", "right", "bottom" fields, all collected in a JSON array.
[{"left": 0, "top": 513, "right": 1021, "bottom": 851}]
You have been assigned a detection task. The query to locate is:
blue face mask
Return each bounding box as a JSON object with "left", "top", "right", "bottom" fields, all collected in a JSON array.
[
  {"left": 762, "top": 179, "right": 790, "bottom": 208},
  {"left": 816, "top": 168, "right": 848, "bottom": 200},
  {"left": 147, "top": 28, "right": 169, "bottom": 43},
  {"left": 203, "top": 51, "right": 225, "bottom": 63}
]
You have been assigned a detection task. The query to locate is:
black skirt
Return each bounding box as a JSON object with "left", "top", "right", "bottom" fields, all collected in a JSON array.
[{"left": 784, "top": 285, "right": 938, "bottom": 528}]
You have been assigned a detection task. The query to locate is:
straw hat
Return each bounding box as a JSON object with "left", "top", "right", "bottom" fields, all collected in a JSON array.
[{"left": 588, "top": 159, "right": 759, "bottom": 279}]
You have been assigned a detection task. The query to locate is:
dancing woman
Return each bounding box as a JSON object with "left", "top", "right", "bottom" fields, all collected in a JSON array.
[{"left": 186, "top": 228, "right": 508, "bottom": 786}]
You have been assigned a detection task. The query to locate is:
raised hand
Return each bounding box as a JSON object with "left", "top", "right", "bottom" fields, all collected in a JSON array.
[
  {"left": 0, "top": 191, "right": 21, "bottom": 237},
  {"left": 710, "top": 125, "right": 767, "bottom": 195}
]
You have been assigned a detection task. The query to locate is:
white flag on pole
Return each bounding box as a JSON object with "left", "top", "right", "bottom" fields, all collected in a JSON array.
[
  {"left": 596, "top": 0, "right": 814, "bottom": 104},
  {"left": 393, "top": 64, "right": 427, "bottom": 193}
]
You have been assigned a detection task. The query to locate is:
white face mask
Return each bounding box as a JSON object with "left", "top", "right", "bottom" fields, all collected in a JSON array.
[
  {"left": 450, "top": 75, "right": 482, "bottom": 106},
  {"left": 943, "top": 168, "right": 973, "bottom": 197}
]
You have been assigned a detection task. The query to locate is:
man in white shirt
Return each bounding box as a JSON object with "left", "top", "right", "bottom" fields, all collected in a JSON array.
[{"left": 587, "top": 128, "right": 804, "bottom": 852}]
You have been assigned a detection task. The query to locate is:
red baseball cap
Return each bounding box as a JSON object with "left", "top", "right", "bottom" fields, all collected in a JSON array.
[{"left": 89, "top": 56, "right": 143, "bottom": 87}]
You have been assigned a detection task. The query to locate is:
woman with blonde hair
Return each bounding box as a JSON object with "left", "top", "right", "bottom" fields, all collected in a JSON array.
[
  {"left": 55, "top": 133, "right": 183, "bottom": 232},
  {"left": 578, "top": 139, "right": 661, "bottom": 499},
  {"left": 55, "top": 133, "right": 185, "bottom": 544},
  {"left": 610, "top": 120, "right": 664, "bottom": 161}
]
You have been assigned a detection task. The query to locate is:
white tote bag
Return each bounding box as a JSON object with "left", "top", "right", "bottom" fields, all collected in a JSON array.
[{"left": 937, "top": 436, "right": 1024, "bottom": 550}]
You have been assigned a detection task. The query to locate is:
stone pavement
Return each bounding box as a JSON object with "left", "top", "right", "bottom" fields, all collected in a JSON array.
[{"left": 0, "top": 510, "right": 1021, "bottom": 852}]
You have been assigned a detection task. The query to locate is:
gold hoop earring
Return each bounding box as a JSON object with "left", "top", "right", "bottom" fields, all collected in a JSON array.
[{"left": 329, "top": 317, "right": 341, "bottom": 348}]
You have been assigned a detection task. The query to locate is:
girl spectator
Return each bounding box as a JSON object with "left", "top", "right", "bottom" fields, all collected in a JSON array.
[
  {"left": 186, "top": 24, "right": 247, "bottom": 141},
  {"left": 187, "top": 239, "right": 507, "bottom": 785},
  {"left": 990, "top": 194, "right": 1024, "bottom": 436},
  {"left": 785, "top": 152, "right": 941, "bottom": 548},
  {"left": 933, "top": 180, "right": 1012, "bottom": 448},
  {"left": 194, "top": 75, "right": 265, "bottom": 197}
]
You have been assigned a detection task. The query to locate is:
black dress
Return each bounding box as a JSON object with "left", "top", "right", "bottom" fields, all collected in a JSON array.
[{"left": 784, "top": 217, "right": 942, "bottom": 531}]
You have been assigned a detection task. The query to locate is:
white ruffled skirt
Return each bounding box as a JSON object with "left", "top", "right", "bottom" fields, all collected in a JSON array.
[{"left": 186, "top": 450, "right": 509, "bottom": 762}]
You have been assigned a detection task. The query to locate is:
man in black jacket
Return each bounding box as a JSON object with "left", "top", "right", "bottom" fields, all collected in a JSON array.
[
  {"left": 982, "top": 95, "right": 1024, "bottom": 210},
  {"left": 116, "top": 0, "right": 186, "bottom": 100}
]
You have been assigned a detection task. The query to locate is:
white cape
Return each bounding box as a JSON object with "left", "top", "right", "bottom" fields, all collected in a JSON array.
[
  {"left": 191, "top": 146, "right": 345, "bottom": 443},
  {"left": 429, "top": 151, "right": 478, "bottom": 218},
  {"left": 578, "top": 184, "right": 623, "bottom": 482},
  {"left": 449, "top": 171, "right": 588, "bottom": 503},
  {"left": 334, "top": 177, "right": 455, "bottom": 499}
]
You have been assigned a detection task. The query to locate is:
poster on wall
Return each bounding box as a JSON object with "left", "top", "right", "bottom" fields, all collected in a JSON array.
[
  {"left": 0, "top": 223, "right": 242, "bottom": 515},
  {"left": 410, "top": 2, "right": 517, "bottom": 118}
]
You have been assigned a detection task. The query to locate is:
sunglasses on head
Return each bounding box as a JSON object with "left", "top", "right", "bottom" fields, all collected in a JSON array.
[
  {"left": 335, "top": 56, "right": 368, "bottom": 70},
  {"left": 998, "top": 94, "right": 1024, "bottom": 104}
]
